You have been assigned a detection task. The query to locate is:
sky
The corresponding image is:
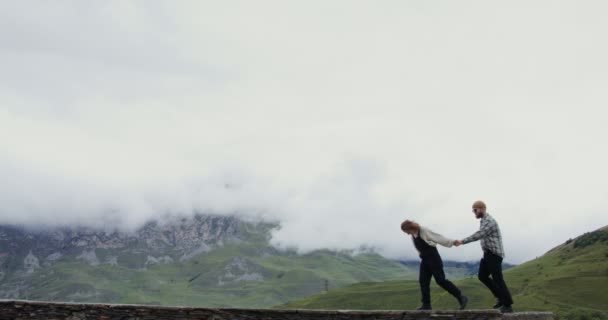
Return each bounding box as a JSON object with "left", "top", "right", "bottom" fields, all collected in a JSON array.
[{"left": 1, "top": 1, "right": 608, "bottom": 263}]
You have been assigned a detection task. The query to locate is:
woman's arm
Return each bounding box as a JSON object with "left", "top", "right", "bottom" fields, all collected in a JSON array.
[{"left": 423, "top": 228, "right": 454, "bottom": 247}]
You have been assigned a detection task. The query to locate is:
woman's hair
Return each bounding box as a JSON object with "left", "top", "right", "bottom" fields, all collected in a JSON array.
[{"left": 401, "top": 219, "right": 420, "bottom": 232}]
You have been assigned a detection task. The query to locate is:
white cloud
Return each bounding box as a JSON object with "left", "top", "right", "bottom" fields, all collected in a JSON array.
[{"left": 1, "top": 1, "right": 608, "bottom": 263}]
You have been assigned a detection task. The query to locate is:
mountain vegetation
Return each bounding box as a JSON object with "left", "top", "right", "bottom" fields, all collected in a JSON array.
[{"left": 281, "top": 227, "right": 608, "bottom": 320}]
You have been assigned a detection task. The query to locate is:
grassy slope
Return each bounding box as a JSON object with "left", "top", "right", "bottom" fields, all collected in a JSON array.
[
  {"left": 280, "top": 227, "right": 608, "bottom": 315},
  {"left": 6, "top": 234, "right": 416, "bottom": 308}
]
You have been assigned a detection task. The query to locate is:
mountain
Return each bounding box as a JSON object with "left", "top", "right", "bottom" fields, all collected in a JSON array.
[
  {"left": 0, "top": 214, "right": 420, "bottom": 307},
  {"left": 280, "top": 226, "right": 608, "bottom": 318}
]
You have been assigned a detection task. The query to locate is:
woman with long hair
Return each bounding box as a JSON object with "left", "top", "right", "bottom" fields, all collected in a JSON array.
[{"left": 401, "top": 220, "right": 468, "bottom": 310}]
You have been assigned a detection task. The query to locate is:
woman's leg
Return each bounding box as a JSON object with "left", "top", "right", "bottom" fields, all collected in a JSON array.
[
  {"left": 419, "top": 259, "right": 433, "bottom": 306},
  {"left": 429, "top": 254, "right": 462, "bottom": 299}
]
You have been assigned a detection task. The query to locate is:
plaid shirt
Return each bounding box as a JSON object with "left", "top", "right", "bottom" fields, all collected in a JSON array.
[{"left": 462, "top": 213, "right": 505, "bottom": 258}]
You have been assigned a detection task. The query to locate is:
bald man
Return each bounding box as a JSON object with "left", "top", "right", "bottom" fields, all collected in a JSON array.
[{"left": 453, "top": 201, "right": 514, "bottom": 313}]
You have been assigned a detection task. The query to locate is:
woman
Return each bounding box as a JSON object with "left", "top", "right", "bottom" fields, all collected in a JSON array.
[{"left": 401, "top": 220, "right": 468, "bottom": 310}]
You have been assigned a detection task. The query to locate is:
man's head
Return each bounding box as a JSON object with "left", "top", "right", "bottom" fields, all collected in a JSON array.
[
  {"left": 472, "top": 200, "right": 487, "bottom": 219},
  {"left": 400, "top": 220, "right": 420, "bottom": 235}
]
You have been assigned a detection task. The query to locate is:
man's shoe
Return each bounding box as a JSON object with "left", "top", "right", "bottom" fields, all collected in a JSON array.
[
  {"left": 458, "top": 295, "right": 468, "bottom": 310},
  {"left": 416, "top": 304, "right": 432, "bottom": 310},
  {"left": 493, "top": 299, "right": 504, "bottom": 309},
  {"left": 500, "top": 305, "right": 514, "bottom": 313}
]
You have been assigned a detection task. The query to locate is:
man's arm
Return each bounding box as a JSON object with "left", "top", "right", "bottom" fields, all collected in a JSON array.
[
  {"left": 424, "top": 228, "right": 454, "bottom": 248},
  {"left": 461, "top": 218, "right": 494, "bottom": 244}
]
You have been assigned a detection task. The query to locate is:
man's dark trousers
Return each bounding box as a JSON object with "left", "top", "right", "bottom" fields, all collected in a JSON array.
[
  {"left": 478, "top": 251, "right": 513, "bottom": 306},
  {"left": 419, "top": 253, "right": 462, "bottom": 305}
]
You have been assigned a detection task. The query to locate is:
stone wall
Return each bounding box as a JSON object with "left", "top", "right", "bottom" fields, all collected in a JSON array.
[{"left": 0, "top": 300, "right": 554, "bottom": 320}]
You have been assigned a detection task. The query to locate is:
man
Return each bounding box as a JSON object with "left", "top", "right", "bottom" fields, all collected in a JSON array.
[
  {"left": 401, "top": 220, "right": 468, "bottom": 310},
  {"left": 453, "top": 201, "right": 514, "bottom": 313}
]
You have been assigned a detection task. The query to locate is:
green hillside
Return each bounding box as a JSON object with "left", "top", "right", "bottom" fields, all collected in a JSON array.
[
  {"left": 281, "top": 227, "right": 608, "bottom": 319},
  {"left": 0, "top": 217, "right": 418, "bottom": 308},
  {"left": 10, "top": 247, "right": 413, "bottom": 307}
]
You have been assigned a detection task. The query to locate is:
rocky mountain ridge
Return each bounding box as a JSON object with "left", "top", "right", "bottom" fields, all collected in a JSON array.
[{"left": 0, "top": 215, "right": 255, "bottom": 276}]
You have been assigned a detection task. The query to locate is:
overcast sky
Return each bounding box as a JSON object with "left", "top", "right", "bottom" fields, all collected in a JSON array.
[{"left": 1, "top": 1, "right": 608, "bottom": 263}]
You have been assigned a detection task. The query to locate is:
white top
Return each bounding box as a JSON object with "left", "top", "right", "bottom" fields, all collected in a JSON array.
[{"left": 412, "top": 226, "right": 454, "bottom": 249}]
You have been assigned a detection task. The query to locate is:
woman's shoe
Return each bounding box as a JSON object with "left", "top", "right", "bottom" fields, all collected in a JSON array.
[
  {"left": 458, "top": 295, "right": 468, "bottom": 310},
  {"left": 493, "top": 299, "right": 503, "bottom": 309},
  {"left": 500, "top": 305, "right": 514, "bottom": 313},
  {"left": 416, "top": 304, "right": 432, "bottom": 310}
]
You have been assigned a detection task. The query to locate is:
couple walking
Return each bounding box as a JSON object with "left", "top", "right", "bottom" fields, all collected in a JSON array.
[{"left": 400, "top": 200, "right": 514, "bottom": 313}]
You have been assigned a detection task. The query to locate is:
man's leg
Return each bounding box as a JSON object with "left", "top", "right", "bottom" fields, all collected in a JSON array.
[
  {"left": 488, "top": 255, "right": 514, "bottom": 307},
  {"left": 419, "top": 259, "right": 433, "bottom": 307},
  {"left": 478, "top": 256, "right": 501, "bottom": 299}
]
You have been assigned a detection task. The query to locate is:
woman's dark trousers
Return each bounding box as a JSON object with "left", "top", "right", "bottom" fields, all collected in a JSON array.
[{"left": 419, "top": 253, "right": 462, "bottom": 305}]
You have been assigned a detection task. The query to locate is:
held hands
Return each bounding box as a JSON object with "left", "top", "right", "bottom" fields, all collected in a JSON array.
[{"left": 453, "top": 240, "right": 463, "bottom": 247}]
